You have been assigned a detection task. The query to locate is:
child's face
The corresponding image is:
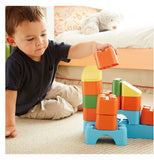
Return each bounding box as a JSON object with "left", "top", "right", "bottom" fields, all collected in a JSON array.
[{"left": 9, "top": 19, "right": 48, "bottom": 61}]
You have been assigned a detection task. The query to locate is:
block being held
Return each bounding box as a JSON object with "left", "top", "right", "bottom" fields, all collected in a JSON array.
[{"left": 94, "top": 47, "right": 119, "bottom": 70}]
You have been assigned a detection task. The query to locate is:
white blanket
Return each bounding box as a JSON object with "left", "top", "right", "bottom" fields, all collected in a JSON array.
[{"left": 55, "top": 26, "right": 153, "bottom": 48}]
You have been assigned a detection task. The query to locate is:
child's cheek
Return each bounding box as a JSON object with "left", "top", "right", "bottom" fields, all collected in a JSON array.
[{"left": 24, "top": 44, "right": 35, "bottom": 54}]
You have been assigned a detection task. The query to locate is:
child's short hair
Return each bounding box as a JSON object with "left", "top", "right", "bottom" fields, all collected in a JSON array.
[{"left": 6, "top": 6, "right": 44, "bottom": 36}]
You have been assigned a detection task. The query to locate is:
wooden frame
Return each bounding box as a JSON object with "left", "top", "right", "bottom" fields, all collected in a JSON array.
[{"left": 59, "top": 49, "right": 153, "bottom": 70}]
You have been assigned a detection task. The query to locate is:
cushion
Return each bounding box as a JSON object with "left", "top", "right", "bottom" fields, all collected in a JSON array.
[{"left": 54, "top": 6, "right": 99, "bottom": 36}]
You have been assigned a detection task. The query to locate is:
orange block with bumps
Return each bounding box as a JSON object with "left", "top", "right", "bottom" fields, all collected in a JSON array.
[
  {"left": 117, "top": 96, "right": 121, "bottom": 110},
  {"left": 82, "top": 81, "right": 103, "bottom": 95},
  {"left": 94, "top": 47, "right": 119, "bottom": 70},
  {"left": 121, "top": 96, "right": 141, "bottom": 111},
  {"left": 96, "top": 114, "right": 117, "bottom": 130},
  {"left": 140, "top": 105, "right": 154, "bottom": 125},
  {"left": 83, "top": 108, "right": 96, "bottom": 121},
  {"left": 96, "top": 93, "right": 118, "bottom": 115}
]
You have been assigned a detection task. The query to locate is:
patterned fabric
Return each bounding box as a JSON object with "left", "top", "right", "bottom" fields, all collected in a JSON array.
[{"left": 54, "top": 6, "right": 99, "bottom": 36}]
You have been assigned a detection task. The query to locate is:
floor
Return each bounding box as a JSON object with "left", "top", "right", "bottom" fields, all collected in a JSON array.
[{"left": 5, "top": 93, "right": 153, "bottom": 154}]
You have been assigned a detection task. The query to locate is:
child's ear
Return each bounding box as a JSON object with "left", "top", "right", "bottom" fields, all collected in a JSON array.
[{"left": 6, "top": 36, "right": 17, "bottom": 47}]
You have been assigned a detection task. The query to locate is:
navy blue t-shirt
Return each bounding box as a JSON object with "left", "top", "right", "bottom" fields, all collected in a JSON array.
[{"left": 6, "top": 40, "right": 71, "bottom": 115}]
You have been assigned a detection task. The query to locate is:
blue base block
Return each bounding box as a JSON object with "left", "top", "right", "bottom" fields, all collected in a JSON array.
[
  {"left": 85, "top": 122, "right": 127, "bottom": 146},
  {"left": 118, "top": 110, "right": 140, "bottom": 124},
  {"left": 126, "top": 123, "right": 154, "bottom": 139},
  {"left": 119, "top": 119, "right": 154, "bottom": 139},
  {"left": 83, "top": 121, "right": 96, "bottom": 133}
]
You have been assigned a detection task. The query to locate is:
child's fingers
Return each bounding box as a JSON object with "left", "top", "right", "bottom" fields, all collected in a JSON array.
[
  {"left": 5, "top": 127, "right": 17, "bottom": 138},
  {"left": 112, "top": 47, "right": 118, "bottom": 55},
  {"left": 10, "top": 129, "right": 18, "bottom": 138},
  {"left": 97, "top": 43, "right": 112, "bottom": 51},
  {"left": 97, "top": 43, "right": 118, "bottom": 55},
  {"left": 5, "top": 130, "right": 11, "bottom": 137}
]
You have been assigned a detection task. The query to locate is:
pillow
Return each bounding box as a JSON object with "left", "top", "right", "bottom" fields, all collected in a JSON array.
[{"left": 54, "top": 6, "right": 99, "bottom": 36}]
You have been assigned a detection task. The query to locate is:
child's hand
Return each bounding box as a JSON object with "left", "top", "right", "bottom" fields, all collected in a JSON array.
[
  {"left": 5, "top": 126, "right": 18, "bottom": 138},
  {"left": 96, "top": 43, "right": 118, "bottom": 55}
]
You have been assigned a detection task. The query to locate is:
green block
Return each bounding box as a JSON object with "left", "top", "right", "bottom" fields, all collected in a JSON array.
[
  {"left": 82, "top": 95, "right": 98, "bottom": 108},
  {"left": 112, "top": 78, "right": 122, "bottom": 96}
]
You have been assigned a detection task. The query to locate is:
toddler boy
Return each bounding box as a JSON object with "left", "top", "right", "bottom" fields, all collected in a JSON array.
[{"left": 5, "top": 6, "right": 117, "bottom": 138}]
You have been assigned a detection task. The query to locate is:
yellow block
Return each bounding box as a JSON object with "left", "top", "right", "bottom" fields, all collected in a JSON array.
[
  {"left": 81, "top": 66, "right": 102, "bottom": 82},
  {"left": 122, "top": 81, "right": 142, "bottom": 97}
]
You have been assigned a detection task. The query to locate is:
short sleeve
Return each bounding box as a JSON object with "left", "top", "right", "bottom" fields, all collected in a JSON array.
[
  {"left": 5, "top": 58, "right": 22, "bottom": 90},
  {"left": 54, "top": 41, "right": 71, "bottom": 63}
]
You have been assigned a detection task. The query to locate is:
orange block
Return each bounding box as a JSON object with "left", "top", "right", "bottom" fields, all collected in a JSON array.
[
  {"left": 83, "top": 108, "right": 96, "bottom": 121},
  {"left": 117, "top": 96, "right": 121, "bottom": 110},
  {"left": 140, "top": 105, "right": 154, "bottom": 125},
  {"left": 121, "top": 96, "right": 141, "bottom": 111},
  {"left": 96, "top": 93, "right": 118, "bottom": 115},
  {"left": 96, "top": 114, "right": 117, "bottom": 130},
  {"left": 94, "top": 47, "right": 119, "bottom": 70},
  {"left": 82, "top": 81, "right": 103, "bottom": 95}
]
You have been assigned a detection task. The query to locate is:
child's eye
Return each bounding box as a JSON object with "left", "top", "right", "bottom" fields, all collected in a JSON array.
[
  {"left": 27, "top": 38, "right": 34, "bottom": 41},
  {"left": 41, "top": 33, "right": 47, "bottom": 37}
]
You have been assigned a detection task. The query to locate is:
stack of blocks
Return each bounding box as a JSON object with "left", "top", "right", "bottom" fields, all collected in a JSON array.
[
  {"left": 82, "top": 73, "right": 154, "bottom": 146},
  {"left": 82, "top": 66, "right": 103, "bottom": 122},
  {"left": 82, "top": 67, "right": 127, "bottom": 146},
  {"left": 82, "top": 48, "right": 153, "bottom": 146},
  {"left": 96, "top": 93, "right": 118, "bottom": 130},
  {"left": 113, "top": 78, "right": 153, "bottom": 139}
]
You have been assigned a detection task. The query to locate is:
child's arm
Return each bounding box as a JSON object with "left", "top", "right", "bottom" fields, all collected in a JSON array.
[
  {"left": 68, "top": 41, "right": 117, "bottom": 59},
  {"left": 5, "top": 90, "right": 18, "bottom": 138}
]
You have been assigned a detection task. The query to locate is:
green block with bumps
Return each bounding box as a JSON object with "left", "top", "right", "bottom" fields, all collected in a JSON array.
[
  {"left": 82, "top": 95, "right": 98, "bottom": 108},
  {"left": 112, "top": 78, "right": 122, "bottom": 96}
]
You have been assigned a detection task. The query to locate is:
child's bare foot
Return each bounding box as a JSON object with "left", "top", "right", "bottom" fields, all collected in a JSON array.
[{"left": 78, "top": 104, "right": 83, "bottom": 111}]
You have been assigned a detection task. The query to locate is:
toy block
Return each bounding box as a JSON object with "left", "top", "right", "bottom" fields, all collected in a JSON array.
[
  {"left": 85, "top": 122, "right": 127, "bottom": 146},
  {"left": 121, "top": 96, "right": 141, "bottom": 111},
  {"left": 103, "top": 90, "right": 112, "bottom": 95},
  {"left": 118, "top": 119, "right": 153, "bottom": 139},
  {"left": 121, "top": 81, "right": 142, "bottom": 97},
  {"left": 83, "top": 108, "right": 96, "bottom": 121},
  {"left": 83, "top": 120, "right": 96, "bottom": 133},
  {"left": 124, "top": 122, "right": 153, "bottom": 139},
  {"left": 112, "top": 78, "right": 122, "bottom": 96},
  {"left": 82, "top": 95, "right": 98, "bottom": 108},
  {"left": 94, "top": 47, "right": 119, "bottom": 70},
  {"left": 96, "top": 93, "right": 118, "bottom": 115},
  {"left": 96, "top": 114, "right": 117, "bottom": 130},
  {"left": 116, "top": 96, "right": 121, "bottom": 110},
  {"left": 81, "top": 66, "right": 102, "bottom": 82},
  {"left": 82, "top": 81, "right": 103, "bottom": 95},
  {"left": 118, "top": 110, "right": 140, "bottom": 124},
  {"left": 140, "top": 105, "right": 154, "bottom": 125}
]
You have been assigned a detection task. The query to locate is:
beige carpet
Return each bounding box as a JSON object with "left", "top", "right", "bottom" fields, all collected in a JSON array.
[{"left": 6, "top": 93, "right": 154, "bottom": 154}]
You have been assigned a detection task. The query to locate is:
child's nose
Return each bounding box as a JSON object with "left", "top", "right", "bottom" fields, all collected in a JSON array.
[{"left": 36, "top": 37, "right": 43, "bottom": 46}]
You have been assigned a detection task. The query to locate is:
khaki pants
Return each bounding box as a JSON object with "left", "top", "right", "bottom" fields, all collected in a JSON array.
[{"left": 20, "top": 81, "right": 82, "bottom": 120}]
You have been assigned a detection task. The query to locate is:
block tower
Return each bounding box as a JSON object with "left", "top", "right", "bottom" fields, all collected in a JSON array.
[
  {"left": 82, "top": 48, "right": 153, "bottom": 146},
  {"left": 112, "top": 78, "right": 154, "bottom": 139},
  {"left": 96, "top": 93, "right": 118, "bottom": 130},
  {"left": 82, "top": 67, "right": 127, "bottom": 146},
  {"left": 81, "top": 66, "right": 102, "bottom": 126}
]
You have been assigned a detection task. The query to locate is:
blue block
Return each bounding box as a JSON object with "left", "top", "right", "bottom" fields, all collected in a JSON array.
[
  {"left": 126, "top": 123, "right": 154, "bottom": 139},
  {"left": 85, "top": 122, "right": 127, "bottom": 146},
  {"left": 84, "top": 119, "right": 121, "bottom": 133},
  {"left": 83, "top": 121, "right": 96, "bottom": 133},
  {"left": 118, "top": 109, "right": 140, "bottom": 124}
]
